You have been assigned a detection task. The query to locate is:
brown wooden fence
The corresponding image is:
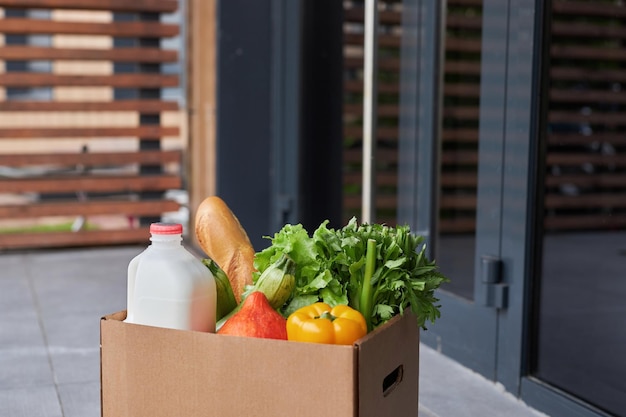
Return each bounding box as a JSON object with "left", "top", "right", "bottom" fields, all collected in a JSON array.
[
  {"left": 0, "top": 0, "right": 183, "bottom": 250},
  {"left": 342, "top": 0, "right": 626, "bottom": 232}
]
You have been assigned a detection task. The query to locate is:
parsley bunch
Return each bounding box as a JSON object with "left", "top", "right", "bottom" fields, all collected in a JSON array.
[{"left": 253, "top": 217, "right": 449, "bottom": 330}]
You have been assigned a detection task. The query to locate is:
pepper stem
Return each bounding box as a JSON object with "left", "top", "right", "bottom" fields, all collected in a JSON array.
[{"left": 318, "top": 311, "right": 336, "bottom": 322}]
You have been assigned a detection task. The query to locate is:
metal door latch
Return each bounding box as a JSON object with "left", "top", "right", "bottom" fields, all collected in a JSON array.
[{"left": 480, "top": 255, "right": 508, "bottom": 309}]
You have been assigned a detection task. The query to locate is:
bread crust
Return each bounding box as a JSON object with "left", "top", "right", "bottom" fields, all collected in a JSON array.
[{"left": 195, "top": 196, "right": 255, "bottom": 302}]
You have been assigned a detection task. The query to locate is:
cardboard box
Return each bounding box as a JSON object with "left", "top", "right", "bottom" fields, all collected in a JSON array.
[{"left": 100, "top": 310, "right": 419, "bottom": 417}]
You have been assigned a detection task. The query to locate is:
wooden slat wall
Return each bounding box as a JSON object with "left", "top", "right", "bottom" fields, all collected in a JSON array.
[
  {"left": 342, "top": 0, "right": 626, "bottom": 233},
  {"left": 0, "top": 0, "right": 183, "bottom": 250}
]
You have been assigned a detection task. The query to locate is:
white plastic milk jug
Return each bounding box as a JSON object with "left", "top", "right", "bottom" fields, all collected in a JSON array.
[{"left": 125, "top": 222, "right": 217, "bottom": 332}]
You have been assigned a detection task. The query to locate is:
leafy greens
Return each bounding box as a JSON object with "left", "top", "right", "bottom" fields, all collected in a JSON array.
[{"left": 252, "top": 217, "right": 449, "bottom": 330}]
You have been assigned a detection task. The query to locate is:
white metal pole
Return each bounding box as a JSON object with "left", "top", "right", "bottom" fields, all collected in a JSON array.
[{"left": 362, "top": 0, "right": 378, "bottom": 224}]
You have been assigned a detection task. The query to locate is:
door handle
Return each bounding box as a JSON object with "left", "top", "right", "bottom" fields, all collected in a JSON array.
[{"left": 480, "top": 255, "right": 508, "bottom": 309}]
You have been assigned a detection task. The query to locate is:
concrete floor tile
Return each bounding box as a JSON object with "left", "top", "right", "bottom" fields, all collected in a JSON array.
[
  {"left": 40, "top": 300, "right": 108, "bottom": 384},
  {"left": 49, "top": 346, "right": 100, "bottom": 385},
  {"left": 0, "top": 347, "right": 55, "bottom": 390},
  {"left": 26, "top": 247, "right": 132, "bottom": 316},
  {"left": 419, "top": 345, "right": 548, "bottom": 417},
  {"left": 41, "top": 312, "right": 100, "bottom": 350},
  {"left": 0, "top": 257, "right": 34, "bottom": 314},
  {"left": 0, "top": 312, "right": 53, "bottom": 390},
  {"left": 58, "top": 381, "right": 101, "bottom": 417},
  {"left": 0, "top": 385, "right": 63, "bottom": 417},
  {"left": 0, "top": 307, "right": 46, "bottom": 348},
  {"left": 418, "top": 404, "right": 441, "bottom": 417}
]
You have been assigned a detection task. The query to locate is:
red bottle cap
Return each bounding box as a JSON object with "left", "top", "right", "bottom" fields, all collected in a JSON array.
[{"left": 150, "top": 223, "right": 183, "bottom": 235}]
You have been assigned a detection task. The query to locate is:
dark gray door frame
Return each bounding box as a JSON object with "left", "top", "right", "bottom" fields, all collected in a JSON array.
[
  {"left": 400, "top": 0, "right": 614, "bottom": 415},
  {"left": 216, "top": 0, "right": 343, "bottom": 250}
]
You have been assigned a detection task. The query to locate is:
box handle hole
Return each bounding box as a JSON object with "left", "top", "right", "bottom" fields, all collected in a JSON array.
[{"left": 382, "top": 364, "right": 404, "bottom": 397}]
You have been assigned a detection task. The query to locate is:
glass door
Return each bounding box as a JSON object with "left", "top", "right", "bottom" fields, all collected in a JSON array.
[
  {"left": 401, "top": 0, "right": 626, "bottom": 415},
  {"left": 521, "top": 1, "right": 626, "bottom": 416},
  {"left": 400, "top": 0, "right": 543, "bottom": 391},
  {"left": 399, "top": 0, "right": 502, "bottom": 380}
]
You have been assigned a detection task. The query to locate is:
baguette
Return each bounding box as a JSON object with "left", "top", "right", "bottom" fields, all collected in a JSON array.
[{"left": 195, "top": 196, "right": 255, "bottom": 303}]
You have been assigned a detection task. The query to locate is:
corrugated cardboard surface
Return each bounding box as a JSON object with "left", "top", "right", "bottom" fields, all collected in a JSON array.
[
  {"left": 356, "top": 311, "right": 420, "bottom": 417},
  {"left": 101, "top": 310, "right": 419, "bottom": 417}
]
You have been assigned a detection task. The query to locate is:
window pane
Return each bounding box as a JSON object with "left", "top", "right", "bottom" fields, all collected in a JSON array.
[
  {"left": 534, "top": 2, "right": 626, "bottom": 415},
  {"left": 437, "top": 1, "right": 483, "bottom": 301}
]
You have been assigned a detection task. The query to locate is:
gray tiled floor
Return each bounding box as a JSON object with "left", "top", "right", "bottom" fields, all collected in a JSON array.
[{"left": 0, "top": 245, "right": 547, "bottom": 417}]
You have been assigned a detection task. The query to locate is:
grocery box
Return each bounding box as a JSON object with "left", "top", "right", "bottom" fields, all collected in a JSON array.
[{"left": 100, "top": 309, "right": 420, "bottom": 417}]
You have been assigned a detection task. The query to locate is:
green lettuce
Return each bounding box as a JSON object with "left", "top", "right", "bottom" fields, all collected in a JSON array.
[{"left": 252, "top": 217, "right": 449, "bottom": 330}]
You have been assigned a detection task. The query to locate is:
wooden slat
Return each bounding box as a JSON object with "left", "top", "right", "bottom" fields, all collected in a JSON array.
[
  {"left": 343, "top": 148, "right": 395, "bottom": 164},
  {"left": 0, "top": 18, "right": 179, "bottom": 38},
  {"left": 343, "top": 194, "right": 397, "bottom": 210},
  {"left": 343, "top": 8, "right": 402, "bottom": 25},
  {"left": 344, "top": 79, "right": 480, "bottom": 98},
  {"left": 448, "top": 0, "right": 482, "bottom": 6},
  {"left": 439, "top": 218, "right": 477, "bottom": 234},
  {"left": 0, "top": 174, "right": 182, "bottom": 193},
  {"left": 445, "top": 61, "right": 482, "bottom": 75},
  {"left": 545, "top": 214, "right": 626, "bottom": 231},
  {"left": 344, "top": 103, "right": 399, "bottom": 118},
  {"left": 345, "top": 36, "right": 483, "bottom": 54},
  {"left": 548, "top": 132, "right": 626, "bottom": 147},
  {"left": 545, "top": 173, "right": 626, "bottom": 188},
  {"left": 440, "top": 194, "right": 477, "bottom": 210},
  {"left": 552, "top": 0, "right": 626, "bottom": 19},
  {"left": 444, "top": 83, "right": 481, "bottom": 98},
  {"left": 0, "top": 126, "right": 179, "bottom": 139},
  {"left": 0, "top": 0, "right": 178, "bottom": 13},
  {"left": 0, "top": 73, "right": 179, "bottom": 88},
  {"left": 0, "top": 199, "right": 180, "bottom": 218},
  {"left": 550, "top": 45, "right": 626, "bottom": 63},
  {"left": 0, "top": 46, "right": 178, "bottom": 62},
  {"left": 546, "top": 153, "right": 626, "bottom": 166},
  {"left": 445, "top": 38, "right": 482, "bottom": 53},
  {"left": 442, "top": 128, "right": 479, "bottom": 143},
  {"left": 548, "top": 110, "right": 626, "bottom": 126},
  {"left": 552, "top": 21, "right": 626, "bottom": 40},
  {"left": 0, "top": 228, "right": 151, "bottom": 250},
  {"left": 0, "top": 100, "right": 179, "bottom": 112},
  {"left": 344, "top": 79, "right": 399, "bottom": 94},
  {"left": 441, "top": 173, "right": 478, "bottom": 188},
  {"left": 446, "top": 14, "right": 483, "bottom": 31},
  {"left": 0, "top": 150, "right": 181, "bottom": 167},
  {"left": 366, "top": 214, "right": 624, "bottom": 234},
  {"left": 441, "top": 151, "right": 478, "bottom": 166},
  {"left": 545, "top": 194, "right": 626, "bottom": 210},
  {"left": 343, "top": 172, "right": 397, "bottom": 187},
  {"left": 343, "top": 126, "right": 398, "bottom": 141},
  {"left": 550, "top": 88, "right": 626, "bottom": 105},
  {"left": 443, "top": 106, "right": 479, "bottom": 120},
  {"left": 551, "top": 66, "right": 626, "bottom": 84},
  {"left": 344, "top": 56, "right": 400, "bottom": 71},
  {"left": 344, "top": 33, "right": 401, "bottom": 48}
]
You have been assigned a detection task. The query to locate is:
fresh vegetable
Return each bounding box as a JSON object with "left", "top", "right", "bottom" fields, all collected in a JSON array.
[
  {"left": 242, "top": 253, "right": 296, "bottom": 310},
  {"left": 254, "top": 217, "right": 449, "bottom": 330},
  {"left": 286, "top": 302, "right": 367, "bottom": 345},
  {"left": 216, "top": 253, "right": 296, "bottom": 330},
  {"left": 217, "top": 291, "right": 287, "bottom": 340},
  {"left": 201, "top": 258, "right": 238, "bottom": 321}
]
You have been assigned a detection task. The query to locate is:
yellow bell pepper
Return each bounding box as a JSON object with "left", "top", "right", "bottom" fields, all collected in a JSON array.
[{"left": 286, "top": 302, "right": 368, "bottom": 345}]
